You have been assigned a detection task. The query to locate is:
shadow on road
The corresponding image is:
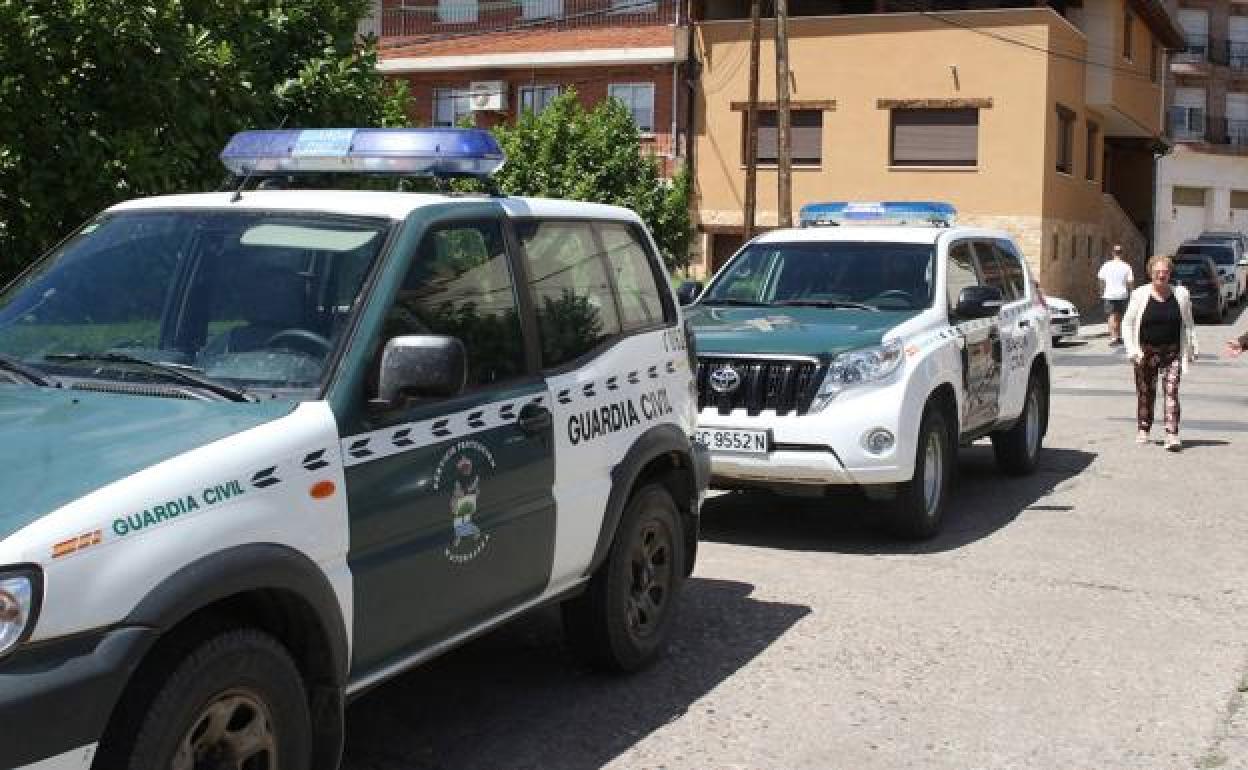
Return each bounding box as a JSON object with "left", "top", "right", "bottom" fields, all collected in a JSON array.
[
  {"left": 700, "top": 446, "right": 1096, "bottom": 555},
  {"left": 342, "top": 578, "right": 809, "bottom": 770}
]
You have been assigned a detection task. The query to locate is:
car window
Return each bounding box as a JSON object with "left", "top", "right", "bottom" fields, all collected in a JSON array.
[
  {"left": 993, "top": 240, "right": 1028, "bottom": 298},
  {"left": 1178, "top": 244, "right": 1234, "bottom": 265},
  {"left": 970, "top": 241, "right": 1016, "bottom": 301},
  {"left": 1173, "top": 260, "right": 1211, "bottom": 279},
  {"left": 516, "top": 219, "right": 623, "bottom": 369},
  {"left": 597, "top": 222, "right": 669, "bottom": 331},
  {"left": 945, "top": 241, "right": 980, "bottom": 311},
  {"left": 0, "top": 211, "right": 389, "bottom": 392},
  {"left": 383, "top": 220, "right": 526, "bottom": 390},
  {"left": 702, "top": 241, "right": 935, "bottom": 310}
]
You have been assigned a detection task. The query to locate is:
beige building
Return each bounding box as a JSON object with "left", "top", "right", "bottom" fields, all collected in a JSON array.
[
  {"left": 1154, "top": 0, "right": 1248, "bottom": 253},
  {"left": 691, "top": 1, "right": 1183, "bottom": 307}
]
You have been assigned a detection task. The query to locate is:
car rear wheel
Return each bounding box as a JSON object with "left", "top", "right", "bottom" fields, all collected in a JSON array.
[
  {"left": 887, "top": 406, "right": 952, "bottom": 539},
  {"left": 562, "top": 483, "right": 685, "bottom": 672},
  {"left": 123, "top": 629, "right": 312, "bottom": 770}
]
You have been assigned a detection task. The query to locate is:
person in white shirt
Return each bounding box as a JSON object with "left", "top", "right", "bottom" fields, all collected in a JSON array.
[{"left": 1098, "top": 244, "right": 1135, "bottom": 346}]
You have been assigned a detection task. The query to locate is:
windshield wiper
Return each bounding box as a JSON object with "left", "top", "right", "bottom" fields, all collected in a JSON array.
[
  {"left": 44, "top": 352, "right": 255, "bottom": 403},
  {"left": 771, "top": 299, "right": 880, "bottom": 312},
  {"left": 0, "top": 353, "right": 58, "bottom": 387},
  {"left": 700, "top": 298, "right": 769, "bottom": 306}
]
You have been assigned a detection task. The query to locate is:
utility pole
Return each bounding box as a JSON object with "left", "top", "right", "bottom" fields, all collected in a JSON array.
[
  {"left": 775, "top": 0, "right": 792, "bottom": 228},
  {"left": 743, "top": 0, "right": 761, "bottom": 240}
]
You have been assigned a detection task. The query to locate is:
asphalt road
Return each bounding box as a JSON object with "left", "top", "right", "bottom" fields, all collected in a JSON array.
[{"left": 342, "top": 309, "right": 1248, "bottom": 770}]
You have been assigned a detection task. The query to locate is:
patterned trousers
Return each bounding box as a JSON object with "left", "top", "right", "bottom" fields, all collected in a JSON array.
[{"left": 1134, "top": 343, "right": 1182, "bottom": 434}]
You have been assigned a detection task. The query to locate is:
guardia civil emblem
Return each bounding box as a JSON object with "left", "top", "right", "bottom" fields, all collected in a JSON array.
[{"left": 436, "top": 440, "right": 495, "bottom": 564}]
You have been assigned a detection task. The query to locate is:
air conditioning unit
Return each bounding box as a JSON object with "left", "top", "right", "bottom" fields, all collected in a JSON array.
[{"left": 469, "top": 81, "right": 508, "bottom": 112}]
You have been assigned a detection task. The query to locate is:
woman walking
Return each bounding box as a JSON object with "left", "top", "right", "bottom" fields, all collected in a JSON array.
[{"left": 1122, "top": 255, "right": 1198, "bottom": 451}]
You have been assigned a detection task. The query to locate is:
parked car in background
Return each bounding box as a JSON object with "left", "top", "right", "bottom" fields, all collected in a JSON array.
[
  {"left": 1042, "top": 292, "right": 1080, "bottom": 345},
  {"left": 1172, "top": 255, "right": 1226, "bottom": 322},
  {"left": 1176, "top": 239, "right": 1245, "bottom": 306}
]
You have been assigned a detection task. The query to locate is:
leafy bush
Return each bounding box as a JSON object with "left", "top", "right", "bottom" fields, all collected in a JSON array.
[{"left": 0, "top": 0, "right": 407, "bottom": 283}]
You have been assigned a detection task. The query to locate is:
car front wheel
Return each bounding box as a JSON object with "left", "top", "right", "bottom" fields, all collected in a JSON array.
[
  {"left": 122, "top": 629, "right": 312, "bottom": 770},
  {"left": 887, "top": 406, "right": 952, "bottom": 539}
]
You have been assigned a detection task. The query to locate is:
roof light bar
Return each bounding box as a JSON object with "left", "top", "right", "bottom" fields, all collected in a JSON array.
[
  {"left": 219, "top": 128, "right": 505, "bottom": 177},
  {"left": 799, "top": 201, "right": 957, "bottom": 228}
]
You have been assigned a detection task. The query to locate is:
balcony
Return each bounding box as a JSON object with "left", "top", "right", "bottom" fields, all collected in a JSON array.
[
  {"left": 381, "top": 0, "right": 679, "bottom": 41},
  {"left": 1167, "top": 110, "right": 1248, "bottom": 150},
  {"left": 1171, "top": 34, "right": 1226, "bottom": 74},
  {"left": 1168, "top": 106, "right": 1207, "bottom": 142}
]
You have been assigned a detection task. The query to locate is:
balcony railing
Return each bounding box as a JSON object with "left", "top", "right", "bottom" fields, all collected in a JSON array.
[
  {"left": 1173, "top": 34, "right": 1228, "bottom": 66},
  {"left": 381, "top": 0, "right": 678, "bottom": 40}
]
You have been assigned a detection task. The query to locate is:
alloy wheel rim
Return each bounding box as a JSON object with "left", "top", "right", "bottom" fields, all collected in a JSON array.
[
  {"left": 173, "top": 689, "right": 277, "bottom": 770},
  {"left": 626, "top": 517, "right": 673, "bottom": 641},
  {"left": 1024, "top": 389, "right": 1041, "bottom": 459},
  {"left": 922, "top": 430, "right": 943, "bottom": 515}
]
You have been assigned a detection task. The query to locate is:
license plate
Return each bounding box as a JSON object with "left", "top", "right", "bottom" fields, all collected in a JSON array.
[{"left": 694, "top": 428, "right": 770, "bottom": 455}]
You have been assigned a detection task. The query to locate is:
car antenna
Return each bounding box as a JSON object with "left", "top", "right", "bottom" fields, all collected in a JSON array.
[{"left": 231, "top": 115, "right": 289, "bottom": 203}]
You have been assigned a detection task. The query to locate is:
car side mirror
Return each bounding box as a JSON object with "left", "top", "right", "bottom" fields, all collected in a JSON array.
[
  {"left": 375, "top": 335, "right": 466, "bottom": 408},
  {"left": 676, "top": 281, "right": 704, "bottom": 306},
  {"left": 955, "top": 286, "right": 1005, "bottom": 319}
]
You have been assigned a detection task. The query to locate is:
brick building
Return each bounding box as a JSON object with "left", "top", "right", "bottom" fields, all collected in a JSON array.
[{"left": 363, "top": 0, "right": 693, "bottom": 170}]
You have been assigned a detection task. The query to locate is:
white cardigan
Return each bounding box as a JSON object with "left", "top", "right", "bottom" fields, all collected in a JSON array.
[{"left": 1121, "top": 284, "right": 1199, "bottom": 372}]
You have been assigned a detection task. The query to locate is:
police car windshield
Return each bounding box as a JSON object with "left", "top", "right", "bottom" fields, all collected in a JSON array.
[
  {"left": 0, "top": 210, "right": 390, "bottom": 395},
  {"left": 703, "top": 241, "right": 935, "bottom": 311}
]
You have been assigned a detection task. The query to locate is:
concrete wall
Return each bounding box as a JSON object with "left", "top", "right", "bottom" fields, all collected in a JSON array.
[{"left": 1155, "top": 143, "right": 1248, "bottom": 253}]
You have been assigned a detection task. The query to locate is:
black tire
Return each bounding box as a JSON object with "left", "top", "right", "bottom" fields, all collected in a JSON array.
[
  {"left": 562, "top": 483, "right": 685, "bottom": 672},
  {"left": 991, "top": 373, "right": 1046, "bottom": 476},
  {"left": 887, "top": 405, "right": 953, "bottom": 540},
  {"left": 122, "top": 629, "right": 312, "bottom": 770}
]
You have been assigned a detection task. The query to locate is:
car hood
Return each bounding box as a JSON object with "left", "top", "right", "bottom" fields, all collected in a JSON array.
[
  {"left": 686, "top": 305, "right": 918, "bottom": 357},
  {"left": 0, "top": 386, "right": 295, "bottom": 541},
  {"left": 1044, "top": 297, "right": 1077, "bottom": 313}
]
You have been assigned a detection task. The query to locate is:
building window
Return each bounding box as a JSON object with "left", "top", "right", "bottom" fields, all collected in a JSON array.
[
  {"left": 1055, "top": 105, "right": 1075, "bottom": 174},
  {"left": 1086, "top": 122, "right": 1098, "bottom": 181},
  {"left": 520, "top": 0, "right": 563, "bottom": 19},
  {"left": 611, "top": 0, "right": 657, "bottom": 12},
  {"left": 437, "top": 0, "right": 478, "bottom": 24},
  {"left": 519, "top": 85, "right": 561, "bottom": 115},
  {"left": 889, "top": 108, "right": 978, "bottom": 167},
  {"left": 1070, "top": 233, "right": 1078, "bottom": 260},
  {"left": 1123, "top": 9, "right": 1134, "bottom": 60},
  {"left": 747, "top": 109, "right": 824, "bottom": 165},
  {"left": 608, "top": 83, "right": 656, "bottom": 133},
  {"left": 433, "top": 88, "right": 472, "bottom": 127},
  {"left": 1169, "top": 87, "right": 1207, "bottom": 141},
  {"left": 1172, "top": 186, "right": 1208, "bottom": 207},
  {"left": 1051, "top": 233, "right": 1060, "bottom": 261},
  {"left": 1231, "top": 190, "right": 1248, "bottom": 210},
  {"left": 1151, "top": 42, "right": 1160, "bottom": 82}
]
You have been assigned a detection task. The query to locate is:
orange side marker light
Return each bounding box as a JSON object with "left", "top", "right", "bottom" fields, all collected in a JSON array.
[{"left": 310, "top": 480, "right": 336, "bottom": 499}]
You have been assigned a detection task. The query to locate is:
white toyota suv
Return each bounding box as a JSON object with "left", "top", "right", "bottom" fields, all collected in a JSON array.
[{"left": 681, "top": 202, "right": 1052, "bottom": 538}]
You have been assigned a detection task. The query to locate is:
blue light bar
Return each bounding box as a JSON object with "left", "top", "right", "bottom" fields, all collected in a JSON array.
[
  {"left": 220, "top": 128, "right": 505, "bottom": 177},
  {"left": 799, "top": 201, "right": 957, "bottom": 228}
]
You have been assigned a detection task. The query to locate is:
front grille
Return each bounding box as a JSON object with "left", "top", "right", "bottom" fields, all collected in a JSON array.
[{"left": 696, "top": 357, "right": 824, "bottom": 416}]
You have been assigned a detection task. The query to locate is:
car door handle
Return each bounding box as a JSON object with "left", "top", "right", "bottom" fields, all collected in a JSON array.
[{"left": 517, "top": 404, "right": 552, "bottom": 436}]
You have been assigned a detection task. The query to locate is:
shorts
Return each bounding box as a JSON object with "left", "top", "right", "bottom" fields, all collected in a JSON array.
[{"left": 1104, "top": 298, "right": 1128, "bottom": 315}]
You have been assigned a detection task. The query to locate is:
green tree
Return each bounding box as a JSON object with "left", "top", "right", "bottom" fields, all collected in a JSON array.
[
  {"left": 0, "top": 0, "right": 408, "bottom": 283},
  {"left": 491, "top": 91, "right": 692, "bottom": 272}
]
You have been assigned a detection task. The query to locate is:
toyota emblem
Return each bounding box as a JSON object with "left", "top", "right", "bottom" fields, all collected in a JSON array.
[{"left": 709, "top": 365, "right": 741, "bottom": 394}]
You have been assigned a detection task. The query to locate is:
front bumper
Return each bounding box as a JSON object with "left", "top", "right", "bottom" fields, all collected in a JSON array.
[
  {"left": 1190, "top": 292, "right": 1220, "bottom": 317},
  {"left": 1, "top": 626, "right": 155, "bottom": 768},
  {"left": 698, "top": 380, "right": 914, "bottom": 488}
]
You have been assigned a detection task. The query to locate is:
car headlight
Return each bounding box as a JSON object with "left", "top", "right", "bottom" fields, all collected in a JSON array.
[
  {"left": 0, "top": 567, "right": 41, "bottom": 659},
  {"left": 811, "top": 339, "right": 904, "bottom": 411}
]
